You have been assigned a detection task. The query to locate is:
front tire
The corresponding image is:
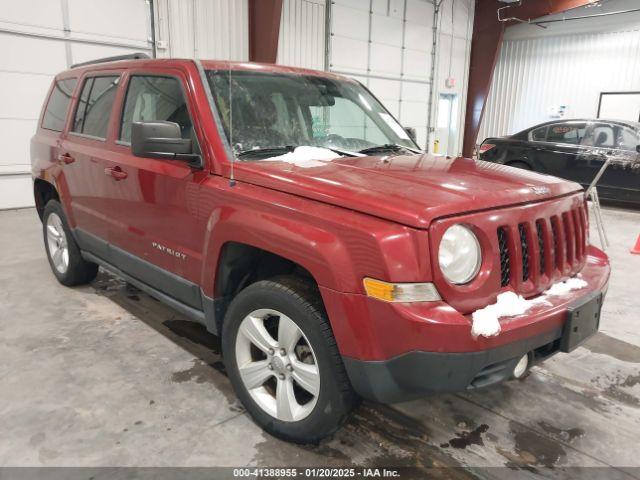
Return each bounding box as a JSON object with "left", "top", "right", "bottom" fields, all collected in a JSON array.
[
  {"left": 43, "top": 200, "right": 98, "bottom": 286},
  {"left": 222, "top": 276, "right": 357, "bottom": 443}
]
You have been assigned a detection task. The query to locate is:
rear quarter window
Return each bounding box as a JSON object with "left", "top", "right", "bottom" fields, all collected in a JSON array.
[
  {"left": 42, "top": 78, "right": 77, "bottom": 132},
  {"left": 529, "top": 126, "right": 547, "bottom": 142}
]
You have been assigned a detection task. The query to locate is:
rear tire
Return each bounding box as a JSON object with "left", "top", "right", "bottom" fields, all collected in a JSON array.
[
  {"left": 43, "top": 200, "right": 98, "bottom": 286},
  {"left": 222, "top": 276, "right": 357, "bottom": 443},
  {"left": 507, "top": 160, "right": 532, "bottom": 171}
]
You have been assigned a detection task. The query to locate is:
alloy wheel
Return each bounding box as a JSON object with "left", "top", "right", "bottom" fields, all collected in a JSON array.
[
  {"left": 46, "top": 212, "right": 69, "bottom": 274},
  {"left": 235, "top": 308, "right": 320, "bottom": 422}
]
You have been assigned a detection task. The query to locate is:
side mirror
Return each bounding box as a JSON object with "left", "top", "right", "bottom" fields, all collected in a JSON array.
[
  {"left": 635, "top": 144, "right": 640, "bottom": 153},
  {"left": 404, "top": 126, "right": 417, "bottom": 142},
  {"left": 131, "top": 121, "right": 200, "bottom": 165}
]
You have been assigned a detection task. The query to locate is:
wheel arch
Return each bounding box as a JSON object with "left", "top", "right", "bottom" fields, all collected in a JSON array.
[
  {"left": 33, "top": 178, "right": 60, "bottom": 221},
  {"left": 214, "top": 242, "right": 317, "bottom": 298}
]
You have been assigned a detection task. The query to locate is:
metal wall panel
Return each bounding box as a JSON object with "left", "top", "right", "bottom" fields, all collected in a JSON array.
[
  {"left": 277, "top": 0, "right": 326, "bottom": 70},
  {"left": 479, "top": 28, "right": 640, "bottom": 142},
  {"left": 433, "top": 0, "right": 473, "bottom": 156},
  {"left": 0, "top": 0, "right": 152, "bottom": 209},
  {"left": 154, "top": 0, "right": 249, "bottom": 60}
]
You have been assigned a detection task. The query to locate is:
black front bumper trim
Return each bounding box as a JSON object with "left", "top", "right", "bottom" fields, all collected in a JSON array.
[{"left": 342, "top": 328, "right": 562, "bottom": 404}]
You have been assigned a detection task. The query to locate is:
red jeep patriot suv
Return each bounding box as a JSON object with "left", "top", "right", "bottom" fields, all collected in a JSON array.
[{"left": 31, "top": 55, "right": 610, "bottom": 443}]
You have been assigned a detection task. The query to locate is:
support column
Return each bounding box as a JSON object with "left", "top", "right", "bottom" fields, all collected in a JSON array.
[
  {"left": 461, "top": 0, "right": 504, "bottom": 158},
  {"left": 248, "top": 0, "right": 284, "bottom": 63}
]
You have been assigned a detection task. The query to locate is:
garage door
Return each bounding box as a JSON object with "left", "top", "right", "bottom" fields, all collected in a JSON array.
[
  {"left": 328, "top": 0, "right": 435, "bottom": 149},
  {"left": 0, "top": 0, "right": 152, "bottom": 209}
]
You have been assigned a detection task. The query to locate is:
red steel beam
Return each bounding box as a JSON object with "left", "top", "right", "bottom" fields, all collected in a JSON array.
[
  {"left": 462, "top": 0, "right": 595, "bottom": 157},
  {"left": 507, "top": 0, "right": 596, "bottom": 22},
  {"left": 462, "top": 0, "right": 505, "bottom": 158},
  {"left": 248, "top": 0, "right": 284, "bottom": 63}
]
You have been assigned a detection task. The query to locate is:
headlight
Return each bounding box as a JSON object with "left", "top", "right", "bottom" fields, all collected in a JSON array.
[{"left": 438, "top": 224, "right": 482, "bottom": 284}]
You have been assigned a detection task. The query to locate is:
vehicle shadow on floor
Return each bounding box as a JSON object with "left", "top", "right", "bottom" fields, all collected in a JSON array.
[
  {"left": 87, "top": 271, "right": 482, "bottom": 474},
  {"left": 86, "top": 270, "right": 639, "bottom": 477}
]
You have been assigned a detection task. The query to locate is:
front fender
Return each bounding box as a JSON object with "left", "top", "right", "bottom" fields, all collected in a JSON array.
[{"left": 198, "top": 177, "right": 432, "bottom": 298}]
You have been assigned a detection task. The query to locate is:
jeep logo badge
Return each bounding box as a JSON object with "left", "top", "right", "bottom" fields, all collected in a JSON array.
[{"left": 531, "top": 186, "right": 550, "bottom": 196}]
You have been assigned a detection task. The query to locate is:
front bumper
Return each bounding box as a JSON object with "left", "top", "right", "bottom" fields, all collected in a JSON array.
[
  {"left": 320, "top": 246, "right": 610, "bottom": 403},
  {"left": 343, "top": 327, "right": 563, "bottom": 403}
]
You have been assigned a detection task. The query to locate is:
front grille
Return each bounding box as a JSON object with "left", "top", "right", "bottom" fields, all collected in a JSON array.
[
  {"left": 563, "top": 212, "right": 574, "bottom": 264},
  {"left": 518, "top": 223, "right": 530, "bottom": 281},
  {"left": 536, "top": 221, "right": 546, "bottom": 275},
  {"left": 551, "top": 217, "right": 561, "bottom": 269},
  {"left": 497, "top": 227, "right": 510, "bottom": 287},
  {"left": 496, "top": 204, "right": 587, "bottom": 291}
]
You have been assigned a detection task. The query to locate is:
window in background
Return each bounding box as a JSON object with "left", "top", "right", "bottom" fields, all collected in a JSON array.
[
  {"left": 581, "top": 123, "right": 615, "bottom": 148},
  {"left": 617, "top": 126, "right": 640, "bottom": 151},
  {"left": 530, "top": 126, "right": 547, "bottom": 142},
  {"left": 547, "top": 123, "right": 586, "bottom": 145}
]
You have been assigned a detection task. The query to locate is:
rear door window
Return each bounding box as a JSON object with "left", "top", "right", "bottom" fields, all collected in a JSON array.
[
  {"left": 42, "top": 78, "right": 77, "bottom": 132},
  {"left": 72, "top": 75, "right": 120, "bottom": 139},
  {"left": 591, "top": 125, "right": 615, "bottom": 147},
  {"left": 580, "top": 123, "right": 617, "bottom": 148},
  {"left": 547, "top": 123, "right": 586, "bottom": 145},
  {"left": 119, "top": 75, "right": 193, "bottom": 143}
]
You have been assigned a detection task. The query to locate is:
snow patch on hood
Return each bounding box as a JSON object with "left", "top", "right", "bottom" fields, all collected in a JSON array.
[
  {"left": 471, "top": 277, "right": 589, "bottom": 338},
  {"left": 264, "top": 146, "right": 341, "bottom": 168}
]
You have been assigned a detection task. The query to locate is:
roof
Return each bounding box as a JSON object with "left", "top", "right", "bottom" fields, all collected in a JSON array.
[{"left": 60, "top": 56, "right": 351, "bottom": 83}]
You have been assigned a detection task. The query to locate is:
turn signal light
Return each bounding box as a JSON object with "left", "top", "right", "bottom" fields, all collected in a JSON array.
[{"left": 363, "top": 278, "right": 441, "bottom": 303}]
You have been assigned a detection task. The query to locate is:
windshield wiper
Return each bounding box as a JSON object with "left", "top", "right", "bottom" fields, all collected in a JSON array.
[
  {"left": 236, "top": 145, "right": 297, "bottom": 159},
  {"left": 236, "top": 145, "right": 363, "bottom": 159},
  {"left": 322, "top": 146, "right": 364, "bottom": 157},
  {"left": 358, "top": 143, "right": 422, "bottom": 155}
]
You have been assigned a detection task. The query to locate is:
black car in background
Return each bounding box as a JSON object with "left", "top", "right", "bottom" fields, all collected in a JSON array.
[{"left": 479, "top": 119, "right": 640, "bottom": 206}]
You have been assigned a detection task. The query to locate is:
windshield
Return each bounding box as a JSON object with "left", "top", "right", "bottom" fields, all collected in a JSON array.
[{"left": 205, "top": 70, "right": 419, "bottom": 158}]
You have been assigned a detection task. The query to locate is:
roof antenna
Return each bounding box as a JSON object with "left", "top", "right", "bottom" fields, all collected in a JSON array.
[{"left": 228, "top": 66, "right": 236, "bottom": 187}]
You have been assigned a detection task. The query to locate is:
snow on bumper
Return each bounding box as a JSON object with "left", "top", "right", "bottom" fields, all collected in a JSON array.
[{"left": 471, "top": 278, "right": 589, "bottom": 338}]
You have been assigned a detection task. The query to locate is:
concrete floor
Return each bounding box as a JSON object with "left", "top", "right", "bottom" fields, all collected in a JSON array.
[{"left": 1, "top": 206, "right": 639, "bottom": 476}]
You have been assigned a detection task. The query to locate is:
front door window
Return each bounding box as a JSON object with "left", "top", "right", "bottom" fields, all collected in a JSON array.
[{"left": 120, "top": 75, "right": 194, "bottom": 143}]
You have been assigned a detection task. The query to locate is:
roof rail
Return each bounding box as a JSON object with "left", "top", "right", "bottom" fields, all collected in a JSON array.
[{"left": 70, "top": 52, "right": 151, "bottom": 69}]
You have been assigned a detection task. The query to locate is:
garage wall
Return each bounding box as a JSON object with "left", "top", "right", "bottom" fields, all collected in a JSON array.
[
  {"left": 478, "top": 0, "right": 640, "bottom": 142},
  {"left": 153, "top": 0, "right": 249, "bottom": 60},
  {"left": 0, "top": 0, "right": 152, "bottom": 209},
  {"left": 277, "top": 0, "right": 326, "bottom": 70}
]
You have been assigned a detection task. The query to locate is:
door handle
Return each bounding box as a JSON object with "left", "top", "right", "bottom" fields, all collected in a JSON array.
[
  {"left": 104, "top": 166, "right": 128, "bottom": 181},
  {"left": 57, "top": 153, "right": 75, "bottom": 165}
]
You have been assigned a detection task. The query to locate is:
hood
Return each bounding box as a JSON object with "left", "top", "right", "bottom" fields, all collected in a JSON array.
[{"left": 231, "top": 154, "right": 583, "bottom": 228}]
